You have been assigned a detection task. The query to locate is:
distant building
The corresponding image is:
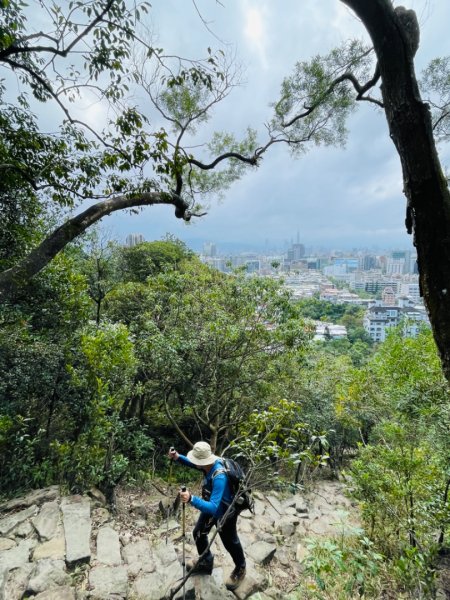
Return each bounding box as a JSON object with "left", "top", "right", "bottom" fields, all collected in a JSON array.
[
  {"left": 362, "top": 255, "right": 377, "bottom": 271},
  {"left": 314, "top": 322, "right": 347, "bottom": 341},
  {"left": 125, "top": 233, "right": 145, "bottom": 247},
  {"left": 203, "top": 242, "right": 217, "bottom": 257},
  {"left": 381, "top": 286, "right": 396, "bottom": 306},
  {"left": 364, "top": 302, "right": 429, "bottom": 342}
]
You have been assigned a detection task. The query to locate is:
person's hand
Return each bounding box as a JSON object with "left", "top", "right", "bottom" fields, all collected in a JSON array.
[
  {"left": 180, "top": 489, "right": 191, "bottom": 504},
  {"left": 168, "top": 447, "right": 179, "bottom": 461}
]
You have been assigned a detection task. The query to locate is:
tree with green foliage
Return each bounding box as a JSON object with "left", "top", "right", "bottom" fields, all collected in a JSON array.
[
  {"left": 117, "top": 239, "right": 193, "bottom": 283},
  {"left": 105, "top": 261, "right": 310, "bottom": 452}
]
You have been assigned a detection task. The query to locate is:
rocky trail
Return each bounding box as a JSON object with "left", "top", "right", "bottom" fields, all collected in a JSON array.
[{"left": 0, "top": 480, "right": 364, "bottom": 600}]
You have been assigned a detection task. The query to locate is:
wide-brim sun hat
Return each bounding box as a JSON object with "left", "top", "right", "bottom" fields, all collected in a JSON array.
[{"left": 187, "top": 441, "right": 219, "bottom": 466}]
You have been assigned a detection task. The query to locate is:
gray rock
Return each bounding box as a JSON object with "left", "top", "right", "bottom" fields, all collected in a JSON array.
[
  {"left": 152, "top": 540, "right": 178, "bottom": 567},
  {"left": 0, "top": 538, "right": 16, "bottom": 551},
  {"left": 233, "top": 563, "right": 268, "bottom": 600},
  {"left": 122, "top": 539, "right": 155, "bottom": 576},
  {"left": 88, "top": 488, "right": 106, "bottom": 506},
  {"left": 190, "top": 573, "right": 233, "bottom": 599},
  {"left": 0, "top": 563, "right": 33, "bottom": 600},
  {"left": 130, "top": 501, "right": 148, "bottom": 519},
  {"left": 61, "top": 496, "right": 91, "bottom": 565},
  {"left": 89, "top": 565, "right": 128, "bottom": 599},
  {"left": 27, "top": 559, "right": 70, "bottom": 594},
  {"left": 0, "top": 505, "right": 38, "bottom": 536},
  {"left": 265, "top": 496, "right": 283, "bottom": 515},
  {"left": 252, "top": 498, "right": 266, "bottom": 516},
  {"left": 0, "top": 487, "right": 59, "bottom": 514},
  {"left": 154, "top": 519, "right": 180, "bottom": 536},
  {"left": 277, "top": 519, "right": 296, "bottom": 538},
  {"left": 33, "top": 536, "right": 65, "bottom": 561},
  {"left": 32, "top": 501, "right": 60, "bottom": 541},
  {"left": 34, "top": 586, "right": 76, "bottom": 599},
  {"left": 96, "top": 526, "right": 121, "bottom": 566},
  {"left": 132, "top": 566, "right": 189, "bottom": 600},
  {"left": 92, "top": 507, "right": 110, "bottom": 526},
  {"left": 246, "top": 541, "right": 277, "bottom": 566},
  {"left": 0, "top": 540, "right": 36, "bottom": 578},
  {"left": 295, "top": 499, "right": 308, "bottom": 514},
  {"left": 12, "top": 520, "right": 35, "bottom": 538},
  {"left": 283, "top": 507, "right": 298, "bottom": 516}
]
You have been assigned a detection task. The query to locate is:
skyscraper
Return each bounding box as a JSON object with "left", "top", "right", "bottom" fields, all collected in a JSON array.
[{"left": 125, "top": 233, "right": 145, "bottom": 247}]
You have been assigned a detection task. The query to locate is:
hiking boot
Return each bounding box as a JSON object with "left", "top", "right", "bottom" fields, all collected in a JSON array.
[
  {"left": 186, "top": 558, "right": 213, "bottom": 575},
  {"left": 225, "top": 566, "right": 246, "bottom": 590}
]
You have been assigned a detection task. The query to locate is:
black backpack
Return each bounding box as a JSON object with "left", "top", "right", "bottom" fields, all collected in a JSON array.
[{"left": 214, "top": 457, "right": 255, "bottom": 514}]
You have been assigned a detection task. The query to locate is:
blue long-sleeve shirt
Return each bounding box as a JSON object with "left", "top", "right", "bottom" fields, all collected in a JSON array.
[{"left": 176, "top": 455, "right": 232, "bottom": 518}]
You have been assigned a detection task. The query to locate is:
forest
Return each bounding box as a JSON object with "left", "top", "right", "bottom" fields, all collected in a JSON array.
[{"left": 1, "top": 0, "right": 449, "bottom": 598}]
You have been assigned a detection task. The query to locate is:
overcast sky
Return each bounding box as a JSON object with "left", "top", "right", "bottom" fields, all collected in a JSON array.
[{"left": 98, "top": 1, "right": 450, "bottom": 253}]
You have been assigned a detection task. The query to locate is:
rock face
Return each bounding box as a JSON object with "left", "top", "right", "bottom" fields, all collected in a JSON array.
[{"left": 0, "top": 481, "right": 358, "bottom": 600}]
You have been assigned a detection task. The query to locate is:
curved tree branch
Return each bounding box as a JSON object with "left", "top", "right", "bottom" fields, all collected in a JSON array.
[
  {"left": 282, "top": 68, "right": 383, "bottom": 129},
  {"left": 0, "top": 191, "right": 191, "bottom": 299}
]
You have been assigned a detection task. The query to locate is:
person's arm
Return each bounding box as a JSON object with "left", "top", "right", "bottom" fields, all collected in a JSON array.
[
  {"left": 190, "top": 472, "right": 227, "bottom": 516},
  {"left": 177, "top": 454, "right": 201, "bottom": 471},
  {"left": 168, "top": 448, "right": 199, "bottom": 471}
]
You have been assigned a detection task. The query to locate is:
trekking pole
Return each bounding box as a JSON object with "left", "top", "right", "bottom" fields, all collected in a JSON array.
[
  {"left": 181, "top": 485, "right": 186, "bottom": 600},
  {"left": 166, "top": 448, "right": 175, "bottom": 545}
]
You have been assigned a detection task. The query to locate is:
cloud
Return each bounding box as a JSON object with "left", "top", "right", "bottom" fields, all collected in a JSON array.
[{"left": 242, "top": 2, "right": 269, "bottom": 69}]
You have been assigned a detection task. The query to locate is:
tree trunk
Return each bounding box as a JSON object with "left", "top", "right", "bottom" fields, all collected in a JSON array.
[
  {"left": 342, "top": 0, "right": 450, "bottom": 381},
  {"left": 0, "top": 191, "right": 188, "bottom": 299}
]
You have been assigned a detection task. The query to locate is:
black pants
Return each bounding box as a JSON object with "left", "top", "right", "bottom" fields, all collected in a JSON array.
[{"left": 193, "top": 510, "right": 245, "bottom": 569}]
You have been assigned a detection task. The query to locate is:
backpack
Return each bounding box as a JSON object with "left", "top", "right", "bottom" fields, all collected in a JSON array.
[{"left": 213, "top": 457, "right": 255, "bottom": 514}]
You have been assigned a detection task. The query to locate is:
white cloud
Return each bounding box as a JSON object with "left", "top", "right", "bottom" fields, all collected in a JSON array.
[{"left": 242, "top": 3, "right": 269, "bottom": 69}]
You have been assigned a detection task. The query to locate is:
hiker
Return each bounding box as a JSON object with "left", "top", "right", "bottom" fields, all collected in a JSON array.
[{"left": 168, "top": 441, "right": 246, "bottom": 591}]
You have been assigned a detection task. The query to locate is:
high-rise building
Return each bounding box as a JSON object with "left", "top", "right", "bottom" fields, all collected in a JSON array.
[
  {"left": 125, "top": 233, "right": 145, "bottom": 247},
  {"left": 203, "top": 242, "right": 217, "bottom": 257}
]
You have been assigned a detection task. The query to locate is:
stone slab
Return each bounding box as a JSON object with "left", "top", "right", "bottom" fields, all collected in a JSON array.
[
  {"left": 96, "top": 526, "right": 121, "bottom": 566},
  {"left": 34, "top": 587, "right": 76, "bottom": 600},
  {"left": 0, "top": 487, "right": 59, "bottom": 514},
  {"left": 32, "top": 501, "right": 60, "bottom": 541},
  {"left": 33, "top": 536, "right": 65, "bottom": 561},
  {"left": 246, "top": 541, "right": 277, "bottom": 566},
  {"left": 89, "top": 565, "right": 128, "bottom": 599},
  {"left": 123, "top": 539, "right": 155, "bottom": 576},
  {"left": 60, "top": 496, "right": 91, "bottom": 565},
  {"left": 132, "top": 567, "right": 191, "bottom": 600},
  {"left": 0, "top": 505, "right": 38, "bottom": 536}
]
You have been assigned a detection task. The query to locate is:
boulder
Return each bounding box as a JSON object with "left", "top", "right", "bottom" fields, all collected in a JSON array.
[
  {"left": 89, "top": 565, "right": 128, "bottom": 599},
  {"left": 246, "top": 541, "right": 277, "bottom": 566},
  {"left": 27, "top": 560, "right": 70, "bottom": 594},
  {"left": 0, "top": 563, "right": 33, "bottom": 600},
  {"left": 122, "top": 539, "right": 154, "bottom": 576}
]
